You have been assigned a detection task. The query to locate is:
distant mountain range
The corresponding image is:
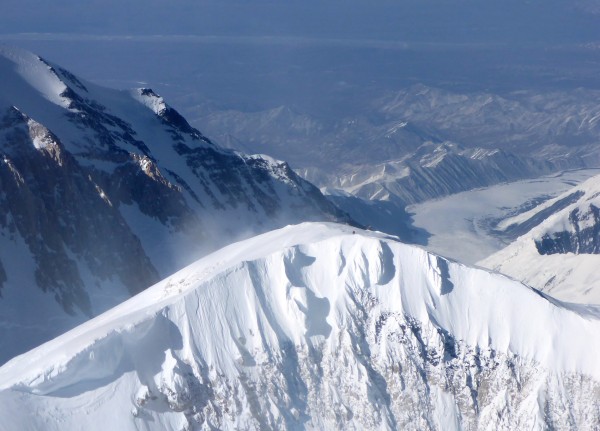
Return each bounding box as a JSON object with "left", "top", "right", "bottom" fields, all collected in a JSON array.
[
  {"left": 308, "top": 142, "right": 569, "bottom": 204},
  {"left": 191, "top": 84, "right": 600, "bottom": 204}
]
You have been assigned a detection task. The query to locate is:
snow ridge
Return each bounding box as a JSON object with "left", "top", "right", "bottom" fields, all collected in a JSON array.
[{"left": 1, "top": 223, "right": 598, "bottom": 430}]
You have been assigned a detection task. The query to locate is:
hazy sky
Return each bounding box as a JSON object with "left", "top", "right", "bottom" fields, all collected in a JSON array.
[
  {"left": 2, "top": 0, "right": 599, "bottom": 123},
  {"left": 2, "top": 0, "right": 599, "bottom": 45}
]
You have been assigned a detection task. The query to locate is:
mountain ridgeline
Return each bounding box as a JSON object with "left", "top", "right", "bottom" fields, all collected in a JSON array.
[
  {"left": 0, "top": 46, "right": 353, "bottom": 363},
  {"left": 0, "top": 224, "right": 598, "bottom": 430}
]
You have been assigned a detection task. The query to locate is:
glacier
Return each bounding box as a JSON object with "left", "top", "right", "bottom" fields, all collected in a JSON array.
[
  {"left": 406, "top": 168, "right": 600, "bottom": 264},
  {"left": 481, "top": 173, "right": 600, "bottom": 304},
  {"left": 0, "top": 222, "right": 598, "bottom": 430}
]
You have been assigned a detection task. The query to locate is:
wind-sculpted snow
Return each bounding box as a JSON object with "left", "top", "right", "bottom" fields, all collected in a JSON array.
[
  {"left": 0, "top": 45, "right": 353, "bottom": 363},
  {"left": 1, "top": 223, "right": 599, "bottom": 430},
  {"left": 482, "top": 174, "right": 600, "bottom": 303}
]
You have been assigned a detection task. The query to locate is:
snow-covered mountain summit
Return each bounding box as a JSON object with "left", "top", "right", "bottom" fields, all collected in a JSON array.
[
  {"left": 0, "top": 45, "right": 352, "bottom": 363},
  {"left": 0, "top": 222, "right": 598, "bottom": 430},
  {"left": 481, "top": 173, "right": 600, "bottom": 303}
]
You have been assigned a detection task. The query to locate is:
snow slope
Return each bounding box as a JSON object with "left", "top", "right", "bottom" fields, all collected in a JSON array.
[
  {"left": 481, "top": 174, "right": 600, "bottom": 304},
  {"left": 0, "top": 45, "right": 352, "bottom": 363},
  {"left": 0, "top": 222, "right": 599, "bottom": 430}
]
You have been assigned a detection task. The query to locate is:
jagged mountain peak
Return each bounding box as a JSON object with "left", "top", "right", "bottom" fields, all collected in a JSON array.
[
  {"left": 309, "top": 140, "right": 557, "bottom": 205},
  {"left": 0, "top": 45, "right": 73, "bottom": 109},
  {"left": 132, "top": 87, "right": 210, "bottom": 141}
]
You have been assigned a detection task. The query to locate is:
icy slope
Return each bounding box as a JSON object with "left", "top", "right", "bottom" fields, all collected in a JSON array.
[
  {"left": 0, "top": 45, "right": 352, "bottom": 362},
  {"left": 1, "top": 223, "right": 599, "bottom": 431},
  {"left": 481, "top": 174, "right": 600, "bottom": 303}
]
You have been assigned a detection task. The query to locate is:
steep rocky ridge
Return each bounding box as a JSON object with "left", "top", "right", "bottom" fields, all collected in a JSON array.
[{"left": 0, "top": 46, "right": 352, "bottom": 363}]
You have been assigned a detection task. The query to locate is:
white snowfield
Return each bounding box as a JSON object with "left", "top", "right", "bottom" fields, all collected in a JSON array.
[
  {"left": 1, "top": 223, "right": 599, "bottom": 430},
  {"left": 481, "top": 174, "right": 600, "bottom": 304}
]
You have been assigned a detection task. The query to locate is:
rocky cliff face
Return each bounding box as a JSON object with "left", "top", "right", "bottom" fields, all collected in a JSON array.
[
  {"left": 535, "top": 203, "right": 600, "bottom": 255},
  {"left": 0, "top": 46, "right": 353, "bottom": 363},
  {"left": 0, "top": 107, "right": 159, "bottom": 316}
]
